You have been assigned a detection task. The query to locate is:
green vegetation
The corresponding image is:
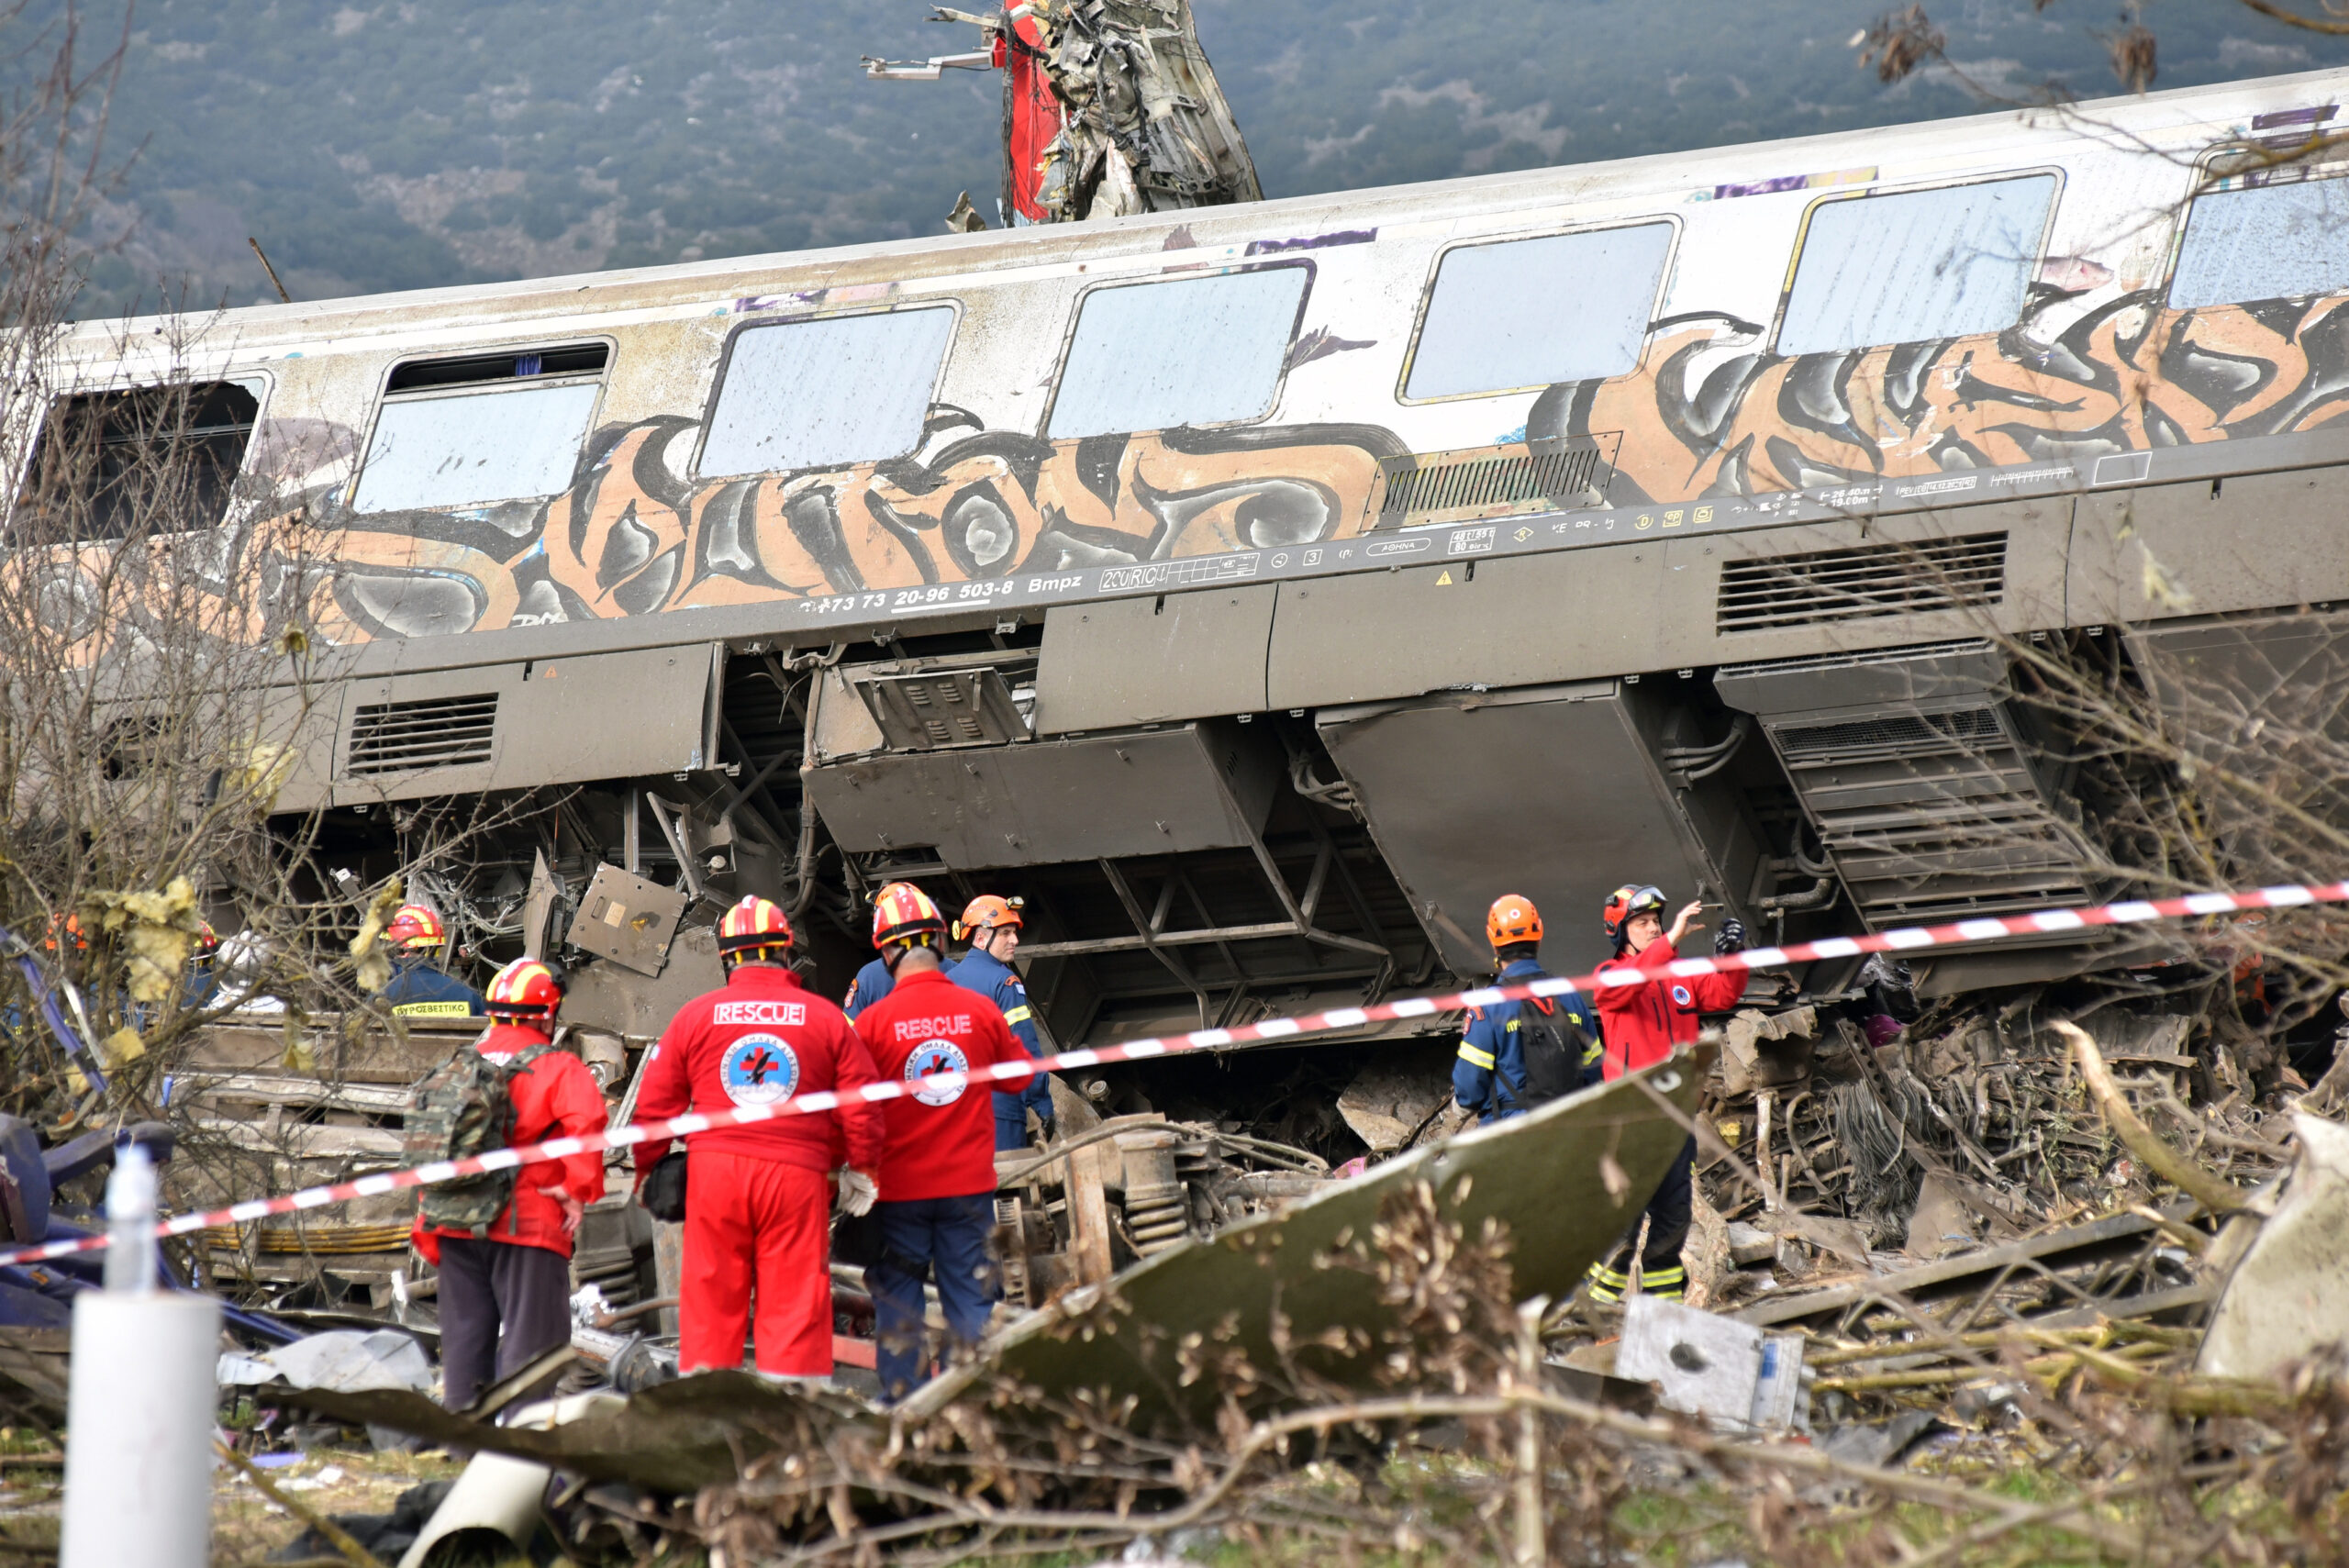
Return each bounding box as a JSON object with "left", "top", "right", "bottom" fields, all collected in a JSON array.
[{"left": 36, "top": 0, "right": 2349, "bottom": 316}]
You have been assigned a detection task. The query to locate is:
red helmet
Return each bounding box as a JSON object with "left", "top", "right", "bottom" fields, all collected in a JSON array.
[
  {"left": 1601, "top": 884, "right": 1667, "bottom": 946},
  {"left": 384, "top": 905, "right": 446, "bottom": 951},
  {"left": 718, "top": 896, "right": 795, "bottom": 964},
  {"left": 871, "top": 883, "right": 946, "bottom": 950},
  {"left": 192, "top": 920, "right": 220, "bottom": 962},
  {"left": 952, "top": 894, "right": 1024, "bottom": 942},
  {"left": 484, "top": 957, "right": 562, "bottom": 1019},
  {"left": 1486, "top": 894, "right": 1542, "bottom": 949}
]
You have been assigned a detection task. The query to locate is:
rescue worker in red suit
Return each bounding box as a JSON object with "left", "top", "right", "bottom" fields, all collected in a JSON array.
[
  {"left": 852, "top": 884, "right": 1036, "bottom": 1401},
  {"left": 633, "top": 897, "right": 883, "bottom": 1381},
  {"left": 1586, "top": 884, "right": 1749, "bottom": 1303},
  {"left": 410, "top": 959, "right": 607, "bottom": 1410}
]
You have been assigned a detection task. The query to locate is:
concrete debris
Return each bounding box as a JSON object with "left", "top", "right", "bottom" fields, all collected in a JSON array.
[
  {"left": 1618, "top": 1294, "right": 1811, "bottom": 1432},
  {"left": 2197, "top": 1111, "right": 2349, "bottom": 1381},
  {"left": 1335, "top": 1060, "right": 1456, "bottom": 1151}
]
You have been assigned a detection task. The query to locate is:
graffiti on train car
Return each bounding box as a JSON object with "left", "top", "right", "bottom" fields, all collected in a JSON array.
[
  {"left": 1534, "top": 290, "right": 2349, "bottom": 504},
  {"left": 20, "top": 288, "right": 2349, "bottom": 656},
  {"left": 306, "top": 414, "right": 1408, "bottom": 642}
]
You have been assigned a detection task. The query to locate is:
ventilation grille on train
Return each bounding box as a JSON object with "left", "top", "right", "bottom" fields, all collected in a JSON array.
[
  {"left": 1375, "top": 435, "right": 1619, "bottom": 528},
  {"left": 1716, "top": 533, "right": 2008, "bottom": 633},
  {"left": 1771, "top": 707, "right": 2004, "bottom": 760},
  {"left": 344, "top": 694, "right": 499, "bottom": 776}
]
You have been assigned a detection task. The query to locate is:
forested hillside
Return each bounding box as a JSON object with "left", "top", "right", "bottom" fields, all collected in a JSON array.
[{"left": 53, "top": 0, "right": 2349, "bottom": 316}]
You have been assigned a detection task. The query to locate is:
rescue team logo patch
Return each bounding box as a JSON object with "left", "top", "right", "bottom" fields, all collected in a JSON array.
[
  {"left": 904, "top": 1040, "right": 972, "bottom": 1106},
  {"left": 1671, "top": 984, "right": 1693, "bottom": 1008},
  {"left": 720, "top": 1034, "right": 801, "bottom": 1106},
  {"left": 714, "top": 999, "right": 807, "bottom": 1027}
]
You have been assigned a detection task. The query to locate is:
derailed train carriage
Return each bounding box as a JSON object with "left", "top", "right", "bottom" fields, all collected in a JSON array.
[{"left": 28, "top": 68, "right": 2349, "bottom": 1142}]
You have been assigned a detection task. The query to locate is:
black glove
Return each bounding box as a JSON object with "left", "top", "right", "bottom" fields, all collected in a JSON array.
[{"left": 1714, "top": 917, "right": 1747, "bottom": 956}]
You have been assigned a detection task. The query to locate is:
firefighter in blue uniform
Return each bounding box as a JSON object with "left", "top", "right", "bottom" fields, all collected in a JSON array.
[
  {"left": 841, "top": 883, "right": 922, "bottom": 1020},
  {"left": 1452, "top": 894, "right": 1600, "bottom": 1122},
  {"left": 841, "top": 953, "right": 894, "bottom": 1020},
  {"left": 377, "top": 906, "right": 485, "bottom": 1017},
  {"left": 945, "top": 895, "right": 1056, "bottom": 1149}
]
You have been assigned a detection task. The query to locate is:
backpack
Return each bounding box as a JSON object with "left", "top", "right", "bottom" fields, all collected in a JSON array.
[
  {"left": 1513, "top": 996, "right": 1593, "bottom": 1107},
  {"left": 403, "top": 1041, "right": 553, "bottom": 1236}
]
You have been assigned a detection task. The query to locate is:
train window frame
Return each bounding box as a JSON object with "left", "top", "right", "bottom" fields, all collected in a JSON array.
[
  {"left": 1041, "top": 260, "right": 1314, "bottom": 441},
  {"left": 1395, "top": 216, "right": 1683, "bottom": 405},
  {"left": 7, "top": 371, "right": 272, "bottom": 548},
  {"left": 2165, "top": 153, "right": 2349, "bottom": 310},
  {"left": 348, "top": 339, "right": 613, "bottom": 516},
  {"left": 1770, "top": 169, "right": 2064, "bottom": 358},
  {"left": 693, "top": 301, "right": 962, "bottom": 482}
]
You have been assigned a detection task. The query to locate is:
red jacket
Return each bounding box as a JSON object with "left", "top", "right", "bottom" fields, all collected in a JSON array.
[
  {"left": 1593, "top": 939, "right": 1747, "bottom": 1080},
  {"left": 633, "top": 965, "right": 882, "bottom": 1178},
  {"left": 412, "top": 1024, "right": 608, "bottom": 1262},
  {"left": 853, "top": 966, "right": 1035, "bottom": 1203}
]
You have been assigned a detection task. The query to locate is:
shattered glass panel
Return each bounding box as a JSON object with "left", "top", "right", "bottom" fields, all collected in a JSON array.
[
  {"left": 699, "top": 306, "right": 956, "bottom": 478},
  {"left": 1049, "top": 266, "right": 1308, "bottom": 439},
  {"left": 353, "top": 382, "right": 601, "bottom": 513},
  {"left": 1777, "top": 175, "right": 2056, "bottom": 356},
  {"left": 1407, "top": 222, "right": 1675, "bottom": 398},
  {"left": 2170, "top": 175, "right": 2349, "bottom": 308}
]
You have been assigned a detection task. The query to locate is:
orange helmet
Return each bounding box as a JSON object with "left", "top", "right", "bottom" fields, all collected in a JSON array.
[
  {"left": 384, "top": 905, "right": 446, "bottom": 951},
  {"left": 871, "top": 883, "right": 946, "bottom": 950},
  {"left": 42, "top": 913, "right": 85, "bottom": 952},
  {"left": 718, "top": 896, "right": 795, "bottom": 965},
  {"left": 952, "top": 895, "right": 1024, "bottom": 942},
  {"left": 484, "top": 957, "right": 562, "bottom": 1019},
  {"left": 1486, "top": 895, "right": 1542, "bottom": 949},
  {"left": 1601, "top": 884, "right": 1667, "bottom": 947}
]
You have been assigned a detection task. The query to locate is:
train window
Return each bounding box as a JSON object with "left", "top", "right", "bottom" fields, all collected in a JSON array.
[
  {"left": 10, "top": 379, "right": 262, "bottom": 546},
  {"left": 2170, "top": 173, "right": 2349, "bottom": 308},
  {"left": 1776, "top": 174, "right": 2057, "bottom": 356},
  {"left": 351, "top": 344, "right": 607, "bottom": 514},
  {"left": 698, "top": 306, "right": 955, "bottom": 479},
  {"left": 1405, "top": 222, "right": 1675, "bottom": 399},
  {"left": 1047, "top": 265, "right": 1308, "bottom": 439}
]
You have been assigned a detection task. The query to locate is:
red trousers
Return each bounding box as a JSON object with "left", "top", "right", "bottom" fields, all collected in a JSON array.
[{"left": 678, "top": 1150, "right": 833, "bottom": 1377}]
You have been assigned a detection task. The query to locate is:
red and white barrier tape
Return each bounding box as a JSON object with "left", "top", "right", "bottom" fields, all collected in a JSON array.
[{"left": 2, "top": 879, "right": 2339, "bottom": 1273}]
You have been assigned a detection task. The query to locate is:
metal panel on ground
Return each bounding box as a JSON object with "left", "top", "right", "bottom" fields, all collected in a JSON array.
[
  {"left": 803, "top": 718, "right": 1283, "bottom": 870},
  {"left": 1033, "top": 585, "right": 1275, "bottom": 733},
  {"left": 1316, "top": 684, "right": 1729, "bottom": 978}
]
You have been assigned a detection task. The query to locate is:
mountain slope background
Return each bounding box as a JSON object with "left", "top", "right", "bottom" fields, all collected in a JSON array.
[{"left": 50, "top": 0, "right": 2349, "bottom": 317}]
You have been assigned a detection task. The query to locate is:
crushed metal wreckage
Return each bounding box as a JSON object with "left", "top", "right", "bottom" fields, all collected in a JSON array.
[
  {"left": 865, "top": 0, "right": 1260, "bottom": 227},
  {"left": 255, "top": 1055, "right": 1699, "bottom": 1481}
]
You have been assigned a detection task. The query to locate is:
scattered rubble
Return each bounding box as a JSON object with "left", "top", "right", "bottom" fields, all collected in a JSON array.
[{"left": 6, "top": 958, "right": 2349, "bottom": 1565}]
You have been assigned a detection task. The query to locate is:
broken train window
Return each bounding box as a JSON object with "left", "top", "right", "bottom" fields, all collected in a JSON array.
[
  {"left": 2168, "top": 165, "right": 2349, "bottom": 309},
  {"left": 697, "top": 306, "right": 956, "bottom": 480},
  {"left": 10, "top": 378, "right": 262, "bottom": 546},
  {"left": 351, "top": 342, "right": 608, "bottom": 514},
  {"left": 1046, "top": 264, "right": 1310, "bottom": 439},
  {"left": 1403, "top": 221, "right": 1675, "bottom": 400},
  {"left": 1776, "top": 173, "right": 2059, "bottom": 357}
]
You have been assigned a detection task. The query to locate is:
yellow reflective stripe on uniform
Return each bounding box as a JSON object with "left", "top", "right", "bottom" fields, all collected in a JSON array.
[
  {"left": 392, "top": 1000, "right": 473, "bottom": 1017},
  {"left": 1003, "top": 1006, "right": 1032, "bottom": 1025},
  {"left": 1457, "top": 1042, "right": 1496, "bottom": 1070}
]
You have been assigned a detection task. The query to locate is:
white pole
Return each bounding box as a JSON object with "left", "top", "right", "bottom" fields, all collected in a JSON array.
[{"left": 60, "top": 1145, "right": 219, "bottom": 1568}]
